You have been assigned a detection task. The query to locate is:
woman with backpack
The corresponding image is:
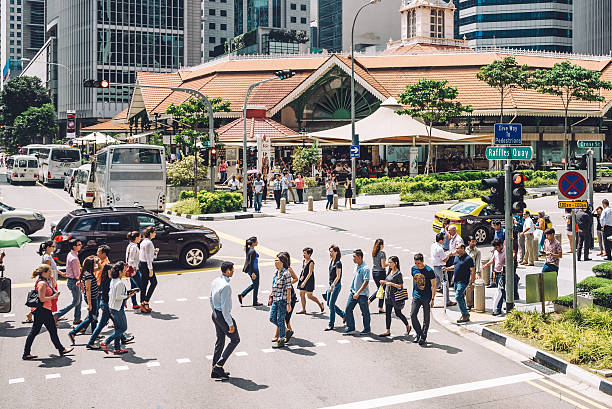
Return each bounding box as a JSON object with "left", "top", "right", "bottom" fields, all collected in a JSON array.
[{"left": 23, "top": 264, "right": 73, "bottom": 360}]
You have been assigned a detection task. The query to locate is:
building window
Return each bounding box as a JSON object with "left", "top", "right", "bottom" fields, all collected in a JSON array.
[
  {"left": 209, "top": 36, "right": 216, "bottom": 43},
  {"left": 10, "top": 48, "right": 14, "bottom": 53},
  {"left": 301, "top": 17, "right": 306, "bottom": 24},
  {"left": 430, "top": 9, "right": 444, "bottom": 38},
  {"left": 300, "top": 4, "right": 306, "bottom": 11},
  {"left": 209, "top": 22, "right": 216, "bottom": 29},
  {"left": 10, "top": 40, "right": 14, "bottom": 45},
  {"left": 10, "top": 24, "right": 14, "bottom": 29},
  {"left": 16, "top": 40, "right": 20, "bottom": 45},
  {"left": 290, "top": 16, "right": 296, "bottom": 23},
  {"left": 16, "top": 48, "right": 20, "bottom": 54},
  {"left": 10, "top": 7, "right": 14, "bottom": 12},
  {"left": 209, "top": 9, "right": 216, "bottom": 15},
  {"left": 221, "top": 23, "right": 227, "bottom": 30},
  {"left": 220, "top": 9, "right": 227, "bottom": 16},
  {"left": 290, "top": 3, "right": 296, "bottom": 10},
  {"left": 221, "top": 37, "right": 227, "bottom": 44},
  {"left": 17, "top": 24, "right": 20, "bottom": 29},
  {"left": 209, "top": 50, "right": 215, "bottom": 57},
  {"left": 221, "top": 0, "right": 227, "bottom": 3},
  {"left": 407, "top": 9, "right": 416, "bottom": 38}
]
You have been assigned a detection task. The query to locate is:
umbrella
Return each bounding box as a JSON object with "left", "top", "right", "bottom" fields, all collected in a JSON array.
[
  {"left": 0, "top": 228, "right": 31, "bottom": 248},
  {"left": 247, "top": 169, "right": 260, "bottom": 175}
]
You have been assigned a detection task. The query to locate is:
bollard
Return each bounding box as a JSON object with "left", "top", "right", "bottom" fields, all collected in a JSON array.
[
  {"left": 308, "top": 196, "right": 313, "bottom": 211},
  {"left": 473, "top": 278, "right": 486, "bottom": 312},
  {"left": 280, "top": 197, "right": 286, "bottom": 213},
  {"left": 481, "top": 258, "right": 491, "bottom": 286},
  {"left": 333, "top": 194, "right": 338, "bottom": 210}
]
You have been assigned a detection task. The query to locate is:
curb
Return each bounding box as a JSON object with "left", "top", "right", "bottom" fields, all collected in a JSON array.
[
  {"left": 431, "top": 309, "right": 612, "bottom": 396},
  {"left": 165, "top": 210, "right": 270, "bottom": 221}
]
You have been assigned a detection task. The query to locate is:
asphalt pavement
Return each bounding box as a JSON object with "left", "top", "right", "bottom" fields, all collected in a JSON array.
[{"left": 0, "top": 176, "right": 610, "bottom": 409}]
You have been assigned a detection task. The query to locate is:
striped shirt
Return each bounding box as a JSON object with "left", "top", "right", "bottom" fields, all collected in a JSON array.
[{"left": 81, "top": 270, "right": 100, "bottom": 300}]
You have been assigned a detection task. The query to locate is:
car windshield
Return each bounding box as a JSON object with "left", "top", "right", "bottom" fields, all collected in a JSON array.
[
  {"left": 54, "top": 215, "right": 73, "bottom": 233},
  {"left": 448, "top": 201, "right": 479, "bottom": 214},
  {"left": 157, "top": 213, "right": 181, "bottom": 230},
  {"left": 0, "top": 202, "right": 15, "bottom": 211},
  {"left": 51, "top": 149, "right": 80, "bottom": 162},
  {"left": 111, "top": 148, "right": 162, "bottom": 164}
]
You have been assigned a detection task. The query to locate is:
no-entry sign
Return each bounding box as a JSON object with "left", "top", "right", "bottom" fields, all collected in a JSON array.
[{"left": 557, "top": 170, "right": 588, "bottom": 201}]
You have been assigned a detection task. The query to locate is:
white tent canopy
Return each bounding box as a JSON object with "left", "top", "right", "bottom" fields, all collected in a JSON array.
[
  {"left": 307, "top": 98, "right": 490, "bottom": 145},
  {"left": 74, "top": 132, "right": 118, "bottom": 145}
]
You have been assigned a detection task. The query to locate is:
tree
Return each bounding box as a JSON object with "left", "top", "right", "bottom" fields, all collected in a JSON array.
[
  {"left": 166, "top": 96, "right": 230, "bottom": 193},
  {"left": 476, "top": 56, "right": 531, "bottom": 124},
  {"left": 291, "top": 141, "right": 321, "bottom": 176},
  {"left": 10, "top": 104, "right": 59, "bottom": 151},
  {"left": 0, "top": 76, "right": 52, "bottom": 126},
  {"left": 531, "top": 61, "right": 612, "bottom": 168},
  {"left": 396, "top": 79, "right": 472, "bottom": 174}
]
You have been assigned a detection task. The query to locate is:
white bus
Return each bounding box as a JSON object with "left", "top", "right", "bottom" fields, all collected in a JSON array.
[
  {"left": 92, "top": 144, "right": 166, "bottom": 212},
  {"left": 19, "top": 144, "right": 49, "bottom": 157},
  {"left": 38, "top": 145, "right": 81, "bottom": 185}
]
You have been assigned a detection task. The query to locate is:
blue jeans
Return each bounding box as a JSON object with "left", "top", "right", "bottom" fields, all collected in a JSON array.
[
  {"left": 269, "top": 299, "right": 287, "bottom": 339},
  {"left": 105, "top": 308, "right": 127, "bottom": 351},
  {"left": 130, "top": 270, "right": 141, "bottom": 307},
  {"left": 326, "top": 194, "right": 333, "bottom": 209},
  {"left": 344, "top": 293, "right": 370, "bottom": 332},
  {"left": 87, "top": 299, "right": 125, "bottom": 346},
  {"left": 542, "top": 263, "right": 559, "bottom": 273},
  {"left": 240, "top": 273, "right": 259, "bottom": 304},
  {"left": 454, "top": 282, "right": 469, "bottom": 316},
  {"left": 254, "top": 193, "right": 263, "bottom": 211},
  {"left": 327, "top": 284, "right": 344, "bottom": 327},
  {"left": 54, "top": 278, "right": 82, "bottom": 322},
  {"left": 281, "top": 189, "right": 288, "bottom": 200},
  {"left": 70, "top": 296, "right": 99, "bottom": 335}
]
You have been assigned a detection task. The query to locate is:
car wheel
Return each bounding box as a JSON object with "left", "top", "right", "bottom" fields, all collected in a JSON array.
[
  {"left": 180, "top": 244, "right": 208, "bottom": 269},
  {"left": 474, "top": 226, "right": 489, "bottom": 245},
  {"left": 7, "top": 222, "right": 29, "bottom": 235}
]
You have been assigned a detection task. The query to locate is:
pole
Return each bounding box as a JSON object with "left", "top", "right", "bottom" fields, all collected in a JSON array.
[
  {"left": 572, "top": 209, "right": 577, "bottom": 309},
  {"left": 504, "top": 161, "right": 515, "bottom": 312},
  {"left": 588, "top": 149, "right": 594, "bottom": 250}
]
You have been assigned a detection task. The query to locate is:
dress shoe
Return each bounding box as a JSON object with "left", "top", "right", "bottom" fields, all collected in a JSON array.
[
  {"left": 211, "top": 366, "right": 229, "bottom": 380},
  {"left": 253, "top": 302, "right": 263, "bottom": 307},
  {"left": 446, "top": 301, "right": 457, "bottom": 307},
  {"left": 457, "top": 314, "right": 470, "bottom": 323}
]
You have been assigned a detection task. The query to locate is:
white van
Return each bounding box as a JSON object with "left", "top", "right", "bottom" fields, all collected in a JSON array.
[
  {"left": 38, "top": 145, "right": 81, "bottom": 185},
  {"left": 72, "top": 164, "right": 95, "bottom": 207},
  {"left": 6, "top": 155, "right": 39, "bottom": 184}
]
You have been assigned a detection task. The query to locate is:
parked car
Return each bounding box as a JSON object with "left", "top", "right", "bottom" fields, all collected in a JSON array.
[
  {"left": 71, "top": 164, "right": 95, "bottom": 207},
  {"left": 0, "top": 201, "right": 45, "bottom": 235},
  {"left": 51, "top": 207, "right": 221, "bottom": 268},
  {"left": 64, "top": 168, "right": 79, "bottom": 194}
]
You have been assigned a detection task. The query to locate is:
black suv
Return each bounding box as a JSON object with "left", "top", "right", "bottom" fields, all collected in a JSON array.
[{"left": 51, "top": 207, "right": 221, "bottom": 268}]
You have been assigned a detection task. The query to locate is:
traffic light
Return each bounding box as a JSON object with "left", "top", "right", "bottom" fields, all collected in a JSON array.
[
  {"left": 511, "top": 173, "right": 527, "bottom": 212},
  {"left": 210, "top": 147, "right": 217, "bottom": 166},
  {"left": 481, "top": 176, "right": 505, "bottom": 213},
  {"left": 580, "top": 153, "right": 597, "bottom": 178},
  {"left": 274, "top": 69, "right": 295, "bottom": 80},
  {"left": 83, "top": 79, "right": 110, "bottom": 88},
  {"left": 199, "top": 148, "right": 209, "bottom": 166}
]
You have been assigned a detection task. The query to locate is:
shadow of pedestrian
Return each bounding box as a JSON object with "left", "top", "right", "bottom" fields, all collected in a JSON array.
[
  {"left": 227, "top": 377, "right": 269, "bottom": 391},
  {"left": 422, "top": 341, "right": 462, "bottom": 354},
  {"left": 149, "top": 311, "right": 178, "bottom": 321},
  {"left": 35, "top": 355, "right": 75, "bottom": 368},
  {"left": 0, "top": 321, "right": 32, "bottom": 338},
  {"left": 253, "top": 305, "right": 270, "bottom": 312},
  {"left": 121, "top": 351, "right": 157, "bottom": 364}
]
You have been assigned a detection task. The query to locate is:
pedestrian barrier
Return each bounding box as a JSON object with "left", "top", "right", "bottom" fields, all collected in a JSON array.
[
  {"left": 473, "top": 279, "right": 485, "bottom": 312},
  {"left": 308, "top": 196, "right": 313, "bottom": 211},
  {"left": 481, "top": 258, "right": 491, "bottom": 286},
  {"left": 280, "top": 197, "right": 286, "bottom": 213},
  {"left": 333, "top": 194, "right": 338, "bottom": 210}
]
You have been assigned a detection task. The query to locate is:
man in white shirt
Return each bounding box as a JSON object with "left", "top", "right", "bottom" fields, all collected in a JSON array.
[
  {"left": 210, "top": 262, "right": 239, "bottom": 380},
  {"left": 601, "top": 199, "right": 612, "bottom": 260},
  {"left": 520, "top": 210, "right": 536, "bottom": 266},
  {"left": 253, "top": 174, "right": 265, "bottom": 212},
  {"left": 430, "top": 232, "right": 453, "bottom": 307}
]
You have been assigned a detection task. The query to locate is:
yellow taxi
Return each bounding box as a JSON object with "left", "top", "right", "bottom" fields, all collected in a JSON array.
[{"left": 432, "top": 199, "right": 551, "bottom": 245}]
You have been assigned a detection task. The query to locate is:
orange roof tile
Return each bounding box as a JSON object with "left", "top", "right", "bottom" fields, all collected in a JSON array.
[
  {"left": 216, "top": 116, "right": 300, "bottom": 141},
  {"left": 81, "top": 120, "right": 130, "bottom": 132}
]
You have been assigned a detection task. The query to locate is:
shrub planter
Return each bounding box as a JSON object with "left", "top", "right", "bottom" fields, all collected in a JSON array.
[
  {"left": 166, "top": 180, "right": 211, "bottom": 203},
  {"left": 553, "top": 303, "right": 569, "bottom": 313}
]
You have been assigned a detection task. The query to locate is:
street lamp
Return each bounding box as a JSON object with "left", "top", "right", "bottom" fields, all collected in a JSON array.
[
  {"left": 351, "top": 0, "right": 382, "bottom": 204},
  {"left": 242, "top": 69, "right": 295, "bottom": 212}
]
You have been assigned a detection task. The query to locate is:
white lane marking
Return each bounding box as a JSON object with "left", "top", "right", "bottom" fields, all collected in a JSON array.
[
  {"left": 261, "top": 290, "right": 271, "bottom": 294},
  {"left": 176, "top": 298, "right": 188, "bottom": 302},
  {"left": 45, "top": 373, "right": 61, "bottom": 380},
  {"left": 81, "top": 369, "right": 96, "bottom": 375},
  {"left": 402, "top": 249, "right": 411, "bottom": 252},
  {"left": 288, "top": 345, "right": 301, "bottom": 350},
  {"left": 176, "top": 358, "right": 191, "bottom": 364},
  {"left": 316, "top": 284, "right": 326, "bottom": 288},
  {"left": 9, "top": 378, "right": 24, "bottom": 384},
  {"left": 206, "top": 355, "right": 213, "bottom": 360},
  {"left": 146, "top": 362, "right": 160, "bottom": 367},
  {"left": 314, "top": 342, "right": 327, "bottom": 347},
  {"left": 153, "top": 300, "right": 165, "bottom": 304},
  {"left": 316, "top": 372, "right": 543, "bottom": 409},
  {"left": 429, "top": 329, "right": 439, "bottom": 333},
  {"left": 235, "top": 351, "right": 248, "bottom": 357},
  {"left": 337, "top": 340, "right": 350, "bottom": 344},
  {"left": 361, "top": 337, "right": 375, "bottom": 342},
  {"left": 3, "top": 313, "right": 15, "bottom": 317},
  {"left": 261, "top": 348, "right": 275, "bottom": 353},
  {"left": 198, "top": 296, "right": 209, "bottom": 300},
  {"left": 114, "top": 366, "right": 129, "bottom": 371}
]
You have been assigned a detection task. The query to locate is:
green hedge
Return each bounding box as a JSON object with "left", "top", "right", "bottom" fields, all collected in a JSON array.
[
  {"left": 593, "top": 262, "right": 612, "bottom": 279},
  {"left": 172, "top": 190, "right": 242, "bottom": 214},
  {"left": 592, "top": 286, "right": 612, "bottom": 309},
  {"left": 577, "top": 276, "right": 612, "bottom": 292},
  {"left": 553, "top": 294, "right": 573, "bottom": 307}
]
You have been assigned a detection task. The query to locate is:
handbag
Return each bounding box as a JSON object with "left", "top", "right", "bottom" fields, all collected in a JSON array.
[
  {"left": 375, "top": 284, "right": 385, "bottom": 299},
  {"left": 125, "top": 266, "right": 136, "bottom": 278},
  {"left": 25, "top": 280, "right": 44, "bottom": 308},
  {"left": 394, "top": 288, "right": 409, "bottom": 302}
]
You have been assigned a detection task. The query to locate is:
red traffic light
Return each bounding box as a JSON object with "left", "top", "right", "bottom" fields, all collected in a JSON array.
[
  {"left": 513, "top": 173, "right": 527, "bottom": 184},
  {"left": 210, "top": 148, "right": 217, "bottom": 155},
  {"left": 99, "top": 79, "right": 110, "bottom": 88}
]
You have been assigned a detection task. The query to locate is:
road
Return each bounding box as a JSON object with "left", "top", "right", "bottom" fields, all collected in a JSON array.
[{"left": 1, "top": 177, "right": 610, "bottom": 409}]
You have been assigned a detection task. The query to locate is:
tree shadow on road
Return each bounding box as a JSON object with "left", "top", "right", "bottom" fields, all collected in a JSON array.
[
  {"left": 422, "top": 341, "right": 462, "bottom": 354},
  {"left": 0, "top": 321, "right": 31, "bottom": 338},
  {"left": 227, "top": 377, "right": 269, "bottom": 391}
]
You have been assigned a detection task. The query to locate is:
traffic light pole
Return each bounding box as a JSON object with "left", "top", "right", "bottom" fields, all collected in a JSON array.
[{"left": 504, "top": 161, "right": 515, "bottom": 312}]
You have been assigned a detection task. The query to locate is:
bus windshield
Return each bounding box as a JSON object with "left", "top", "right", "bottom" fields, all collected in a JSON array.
[
  {"left": 111, "top": 148, "right": 161, "bottom": 165},
  {"left": 51, "top": 149, "right": 80, "bottom": 162}
]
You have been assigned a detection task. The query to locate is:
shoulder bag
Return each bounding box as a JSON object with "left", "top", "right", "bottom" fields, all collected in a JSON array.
[{"left": 25, "top": 280, "right": 44, "bottom": 308}]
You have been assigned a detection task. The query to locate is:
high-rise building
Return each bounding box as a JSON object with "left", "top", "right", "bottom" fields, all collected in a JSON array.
[
  {"left": 46, "top": 0, "right": 202, "bottom": 123},
  {"left": 318, "top": 0, "right": 402, "bottom": 53},
  {"left": 573, "top": 0, "right": 612, "bottom": 55},
  {"left": 0, "top": 0, "right": 45, "bottom": 88},
  {"left": 233, "top": 0, "right": 310, "bottom": 37},
  {"left": 202, "top": 0, "right": 234, "bottom": 60},
  {"left": 454, "top": 0, "right": 573, "bottom": 53}
]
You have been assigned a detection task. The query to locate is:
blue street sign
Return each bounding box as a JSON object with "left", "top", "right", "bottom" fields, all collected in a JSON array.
[
  {"left": 494, "top": 123, "right": 522, "bottom": 145},
  {"left": 350, "top": 145, "right": 360, "bottom": 158}
]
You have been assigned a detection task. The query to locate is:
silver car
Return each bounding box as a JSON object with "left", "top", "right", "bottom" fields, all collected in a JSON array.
[
  {"left": 64, "top": 168, "right": 79, "bottom": 195},
  {"left": 0, "top": 201, "right": 45, "bottom": 235}
]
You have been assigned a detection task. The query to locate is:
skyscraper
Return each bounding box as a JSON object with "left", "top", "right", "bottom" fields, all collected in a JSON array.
[
  {"left": 454, "top": 0, "right": 573, "bottom": 53},
  {"left": 233, "top": 0, "right": 310, "bottom": 36},
  {"left": 573, "top": 0, "right": 612, "bottom": 55}
]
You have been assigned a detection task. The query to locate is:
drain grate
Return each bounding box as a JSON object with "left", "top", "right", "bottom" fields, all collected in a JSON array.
[{"left": 522, "top": 360, "right": 556, "bottom": 375}]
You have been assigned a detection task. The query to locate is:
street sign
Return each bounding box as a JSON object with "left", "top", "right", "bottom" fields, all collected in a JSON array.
[
  {"left": 350, "top": 145, "right": 360, "bottom": 158},
  {"left": 485, "top": 146, "right": 532, "bottom": 160},
  {"left": 558, "top": 201, "right": 588, "bottom": 209},
  {"left": 557, "top": 170, "right": 588, "bottom": 201},
  {"left": 577, "top": 140, "right": 603, "bottom": 148},
  {"left": 201, "top": 140, "right": 211, "bottom": 147},
  {"left": 494, "top": 123, "right": 522, "bottom": 145}
]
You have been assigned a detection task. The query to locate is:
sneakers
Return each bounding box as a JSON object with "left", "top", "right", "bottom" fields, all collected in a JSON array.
[
  {"left": 492, "top": 310, "right": 502, "bottom": 316},
  {"left": 272, "top": 339, "right": 286, "bottom": 348},
  {"left": 285, "top": 329, "right": 294, "bottom": 342},
  {"left": 418, "top": 338, "right": 427, "bottom": 346},
  {"left": 132, "top": 305, "right": 140, "bottom": 310},
  {"left": 457, "top": 314, "right": 470, "bottom": 323},
  {"left": 211, "top": 366, "right": 229, "bottom": 380},
  {"left": 100, "top": 342, "right": 109, "bottom": 354},
  {"left": 342, "top": 328, "right": 354, "bottom": 335}
]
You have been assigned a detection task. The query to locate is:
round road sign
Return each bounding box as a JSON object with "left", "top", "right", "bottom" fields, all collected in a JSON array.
[{"left": 558, "top": 171, "right": 587, "bottom": 200}]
